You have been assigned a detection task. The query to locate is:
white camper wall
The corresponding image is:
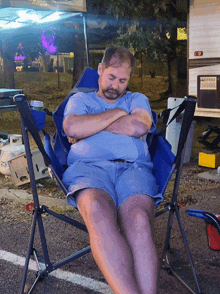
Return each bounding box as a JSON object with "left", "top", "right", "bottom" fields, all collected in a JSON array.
[
  {"left": 189, "top": 0, "right": 220, "bottom": 60},
  {"left": 189, "top": 64, "right": 220, "bottom": 96},
  {"left": 188, "top": 0, "right": 220, "bottom": 117}
]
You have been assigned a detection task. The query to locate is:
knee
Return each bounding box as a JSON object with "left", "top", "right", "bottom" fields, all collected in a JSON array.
[
  {"left": 77, "top": 189, "right": 117, "bottom": 230},
  {"left": 131, "top": 208, "right": 152, "bottom": 231},
  {"left": 121, "top": 207, "right": 153, "bottom": 237}
]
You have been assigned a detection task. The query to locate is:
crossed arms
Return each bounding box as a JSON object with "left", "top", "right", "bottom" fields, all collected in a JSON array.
[{"left": 63, "top": 108, "right": 152, "bottom": 142}]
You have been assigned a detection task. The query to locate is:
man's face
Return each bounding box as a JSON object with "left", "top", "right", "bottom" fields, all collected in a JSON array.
[{"left": 97, "top": 59, "right": 131, "bottom": 102}]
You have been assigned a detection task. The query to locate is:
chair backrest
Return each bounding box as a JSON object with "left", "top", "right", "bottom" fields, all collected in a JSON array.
[{"left": 70, "top": 67, "right": 99, "bottom": 94}]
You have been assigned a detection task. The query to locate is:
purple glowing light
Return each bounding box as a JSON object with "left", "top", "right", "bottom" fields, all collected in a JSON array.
[
  {"left": 41, "top": 30, "right": 57, "bottom": 54},
  {"left": 14, "top": 56, "right": 26, "bottom": 60}
]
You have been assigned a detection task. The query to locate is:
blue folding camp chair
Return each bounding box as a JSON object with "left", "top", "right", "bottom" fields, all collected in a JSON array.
[{"left": 14, "top": 68, "right": 202, "bottom": 294}]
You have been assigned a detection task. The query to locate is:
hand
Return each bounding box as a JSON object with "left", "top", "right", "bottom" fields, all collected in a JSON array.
[{"left": 67, "top": 136, "right": 79, "bottom": 144}]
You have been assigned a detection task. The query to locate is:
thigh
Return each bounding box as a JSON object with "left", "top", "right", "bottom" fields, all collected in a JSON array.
[
  {"left": 62, "top": 161, "right": 116, "bottom": 209},
  {"left": 115, "top": 162, "right": 163, "bottom": 209}
]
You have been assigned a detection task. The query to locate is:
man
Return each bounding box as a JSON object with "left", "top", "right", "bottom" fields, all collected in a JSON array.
[{"left": 62, "top": 47, "right": 162, "bottom": 294}]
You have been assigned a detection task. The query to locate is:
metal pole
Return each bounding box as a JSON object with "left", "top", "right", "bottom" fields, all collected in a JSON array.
[
  {"left": 83, "top": 14, "right": 90, "bottom": 67},
  {"left": 57, "top": 51, "right": 60, "bottom": 89}
]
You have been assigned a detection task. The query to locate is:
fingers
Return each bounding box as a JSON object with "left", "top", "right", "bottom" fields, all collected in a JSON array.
[{"left": 67, "top": 136, "right": 78, "bottom": 144}]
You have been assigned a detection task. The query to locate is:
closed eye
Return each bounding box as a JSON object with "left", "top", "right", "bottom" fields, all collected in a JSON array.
[
  {"left": 108, "top": 74, "right": 115, "bottom": 81},
  {"left": 108, "top": 75, "right": 127, "bottom": 84},
  {"left": 119, "top": 79, "right": 127, "bottom": 84}
]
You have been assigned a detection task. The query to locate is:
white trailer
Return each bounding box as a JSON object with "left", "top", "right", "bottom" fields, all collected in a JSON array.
[{"left": 188, "top": 0, "right": 220, "bottom": 117}]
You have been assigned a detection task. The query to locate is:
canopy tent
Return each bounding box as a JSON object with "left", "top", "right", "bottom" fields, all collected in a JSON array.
[
  {"left": 0, "top": 0, "right": 86, "bottom": 29},
  {"left": 0, "top": 0, "right": 87, "bottom": 12},
  {"left": 0, "top": 0, "right": 89, "bottom": 66},
  {"left": 0, "top": 7, "right": 82, "bottom": 29}
]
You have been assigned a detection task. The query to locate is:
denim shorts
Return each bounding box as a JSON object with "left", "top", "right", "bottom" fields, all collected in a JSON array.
[{"left": 62, "top": 160, "right": 163, "bottom": 209}]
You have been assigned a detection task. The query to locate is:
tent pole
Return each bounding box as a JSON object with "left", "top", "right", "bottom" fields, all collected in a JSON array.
[
  {"left": 83, "top": 14, "right": 90, "bottom": 67},
  {"left": 57, "top": 51, "right": 60, "bottom": 89}
]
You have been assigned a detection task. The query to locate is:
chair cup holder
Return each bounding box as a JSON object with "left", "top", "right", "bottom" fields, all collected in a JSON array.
[{"left": 31, "top": 109, "right": 47, "bottom": 131}]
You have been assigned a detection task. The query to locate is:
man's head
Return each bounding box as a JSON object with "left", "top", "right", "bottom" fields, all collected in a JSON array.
[{"left": 97, "top": 47, "right": 136, "bottom": 102}]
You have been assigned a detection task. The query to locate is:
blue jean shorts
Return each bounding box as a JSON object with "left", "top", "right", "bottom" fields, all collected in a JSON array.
[{"left": 62, "top": 160, "right": 163, "bottom": 209}]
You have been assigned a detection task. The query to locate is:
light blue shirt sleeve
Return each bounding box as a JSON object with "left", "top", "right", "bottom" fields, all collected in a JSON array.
[
  {"left": 129, "top": 92, "right": 152, "bottom": 113},
  {"left": 64, "top": 92, "right": 89, "bottom": 118},
  {"left": 129, "top": 92, "right": 156, "bottom": 133}
]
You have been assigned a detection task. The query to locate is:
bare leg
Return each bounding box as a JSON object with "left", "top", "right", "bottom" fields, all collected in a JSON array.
[
  {"left": 76, "top": 188, "right": 141, "bottom": 294},
  {"left": 118, "top": 194, "right": 159, "bottom": 294}
]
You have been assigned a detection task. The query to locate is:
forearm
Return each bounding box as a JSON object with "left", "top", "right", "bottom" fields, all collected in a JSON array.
[
  {"left": 63, "top": 108, "right": 127, "bottom": 140},
  {"left": 105, "top": 112, "right": 152, "bottom": 137}
]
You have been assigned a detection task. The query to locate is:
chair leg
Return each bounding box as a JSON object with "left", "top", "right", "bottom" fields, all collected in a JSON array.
[
  {"left": 20, "top": 206, "right": 53, "bottom": 294},
  {"left": 161, "top": 204, "right": 203, "bottom": 294},
  {"left": 20, "top": 205, "right": 91, "bottom": 294},
  {"left": 20, "top": 209, "right": 38, "bottom": 294}
]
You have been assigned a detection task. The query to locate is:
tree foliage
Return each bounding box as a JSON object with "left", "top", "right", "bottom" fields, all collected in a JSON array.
[
  {"left": 84, "top": 0, "right": 188, "bottom": 94},
  {"left": 104, "top": 0, "right": 187, "bottom": 60},
  {"left": 87, "top": 0, "right": 188, "bottom": 96}
]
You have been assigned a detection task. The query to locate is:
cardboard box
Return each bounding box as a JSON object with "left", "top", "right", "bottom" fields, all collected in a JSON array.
[{"left": 8, "top": 149, "right": 49, "bottom": 186}]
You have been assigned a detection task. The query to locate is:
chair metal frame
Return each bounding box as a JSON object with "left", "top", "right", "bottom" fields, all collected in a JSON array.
[
  {"left": 14, "top": 93, "right": 203, "bottom": 294},
  {"left": 154, "top": 96, "right": 203, "bottom": 294}
]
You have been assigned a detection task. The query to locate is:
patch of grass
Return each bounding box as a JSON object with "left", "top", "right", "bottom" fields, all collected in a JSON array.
[
  {"left": 129, "top": 75, "right": 169, "bottom": 103},
  {"left": 48, "top": 206, "right": 80, "bottom": 215},
  {"left": 0, "top": 72, "right": 73, "bottom": 137},
  {"left": 14, "top": 71, "right": 73, "bottom": 110}
]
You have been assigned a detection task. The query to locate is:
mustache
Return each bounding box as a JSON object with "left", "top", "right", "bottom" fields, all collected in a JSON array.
[{"left": 106, "top": 88, "right": 119, "bottom": 94}]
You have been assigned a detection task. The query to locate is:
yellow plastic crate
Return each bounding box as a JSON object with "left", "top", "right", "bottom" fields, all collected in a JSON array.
[{"left": 198, "top": 152, "right": 220, "bottom": 168}]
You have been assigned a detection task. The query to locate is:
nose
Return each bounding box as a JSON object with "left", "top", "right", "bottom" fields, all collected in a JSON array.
[{"left": 111, "top": 79, "right": 119, "bottom": 90}]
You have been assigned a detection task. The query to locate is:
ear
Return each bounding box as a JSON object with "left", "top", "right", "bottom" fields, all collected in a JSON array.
[{"left": 97, "top": 63, "right": 103, "bottom": 75}]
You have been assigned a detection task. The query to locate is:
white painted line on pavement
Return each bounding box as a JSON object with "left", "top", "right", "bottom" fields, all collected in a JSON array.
[{"left": 0, "top": 250, "right": 113, "bottom": 294}]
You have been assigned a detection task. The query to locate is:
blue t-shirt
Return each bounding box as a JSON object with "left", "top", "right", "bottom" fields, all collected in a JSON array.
[{"left": 64, "top": 91, "right": 155, "bottom": 164}]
